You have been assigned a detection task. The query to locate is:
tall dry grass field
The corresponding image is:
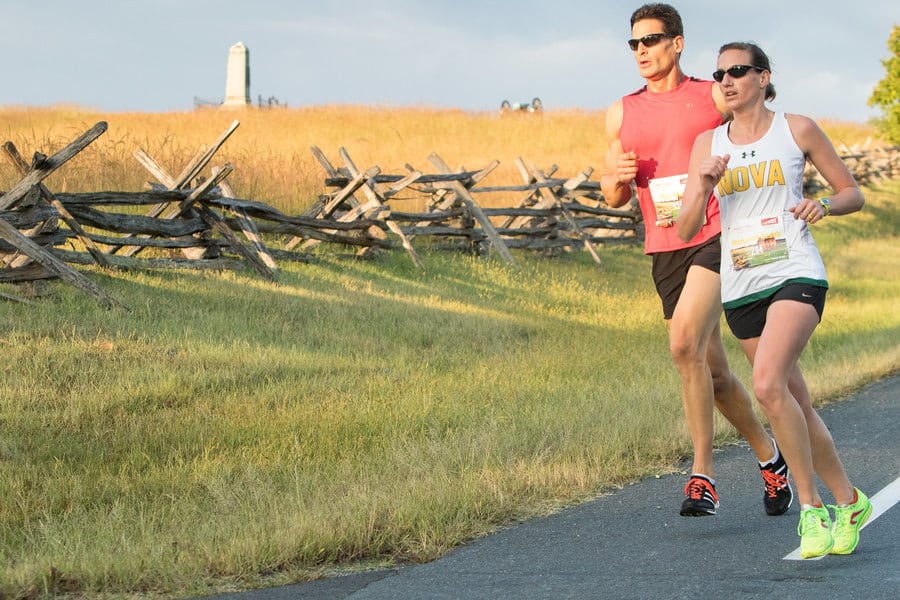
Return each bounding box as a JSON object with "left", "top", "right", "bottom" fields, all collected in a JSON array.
[
  {"left": 0, "top": 105, "right": 615, "bottom": 215},
  {"left": 0, "top": 105, "right": 883, "bottom": 214},
  {"left": 1, "top": 105, "right": 883, "bottom": 214}
]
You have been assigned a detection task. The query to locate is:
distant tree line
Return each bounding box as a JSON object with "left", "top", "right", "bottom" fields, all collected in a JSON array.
[{"left": 869, "top": 25, "right": 900, "bottom": 145}]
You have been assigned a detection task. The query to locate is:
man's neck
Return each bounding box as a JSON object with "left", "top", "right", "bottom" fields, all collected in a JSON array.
[{"left": 646, "top": 69, "right": 687, "bottom": 94}]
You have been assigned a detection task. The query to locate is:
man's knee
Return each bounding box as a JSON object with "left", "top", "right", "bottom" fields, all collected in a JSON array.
[
  {"left": 668, "top": 316, "right": 712, "bottom": 366},
  {"left": 669, "top": 332, "right": 704, "bottom": 366}
]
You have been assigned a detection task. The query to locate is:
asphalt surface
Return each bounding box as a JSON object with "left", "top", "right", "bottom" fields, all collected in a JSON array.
[{"left": 203, "top": 374, "right": 900, "bottom": 600}]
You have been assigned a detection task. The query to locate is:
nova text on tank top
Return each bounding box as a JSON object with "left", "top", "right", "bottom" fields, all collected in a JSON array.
[
  {"left": 619, "top": 77, "right": 724, "bottom": 254},
  {"left": 711, "top": 112, "right": 828, "bottom": 308}
]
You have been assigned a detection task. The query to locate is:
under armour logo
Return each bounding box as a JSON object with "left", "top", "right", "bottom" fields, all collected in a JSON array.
[{"left": 742, "top": 151, "right": 756, "bottom": 159}]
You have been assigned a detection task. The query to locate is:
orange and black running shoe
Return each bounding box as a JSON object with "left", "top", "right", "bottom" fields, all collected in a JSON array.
[
  {"left": 680, "top": 474, "right": 719, "bottom": 516},
  {"left": 759, "top": 443, "right": 793, "bottom": 516}
]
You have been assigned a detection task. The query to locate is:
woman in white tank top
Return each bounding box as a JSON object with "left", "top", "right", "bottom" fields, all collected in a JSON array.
[{"left": 677, "top": 42, "right": 869, "bottom": 560}]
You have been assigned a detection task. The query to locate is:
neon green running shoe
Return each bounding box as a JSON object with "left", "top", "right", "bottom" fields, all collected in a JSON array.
[
  {"left": 830, "top": 487, "right": 872, "bottom": 555},
  {"left": 798, "top": 505, "right": 833, "bottom": 558}
]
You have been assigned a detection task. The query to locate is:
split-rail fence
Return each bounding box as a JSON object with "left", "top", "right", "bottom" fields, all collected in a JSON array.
[{"left": 0, "top": 120, "right": 896, "bottom": 307}]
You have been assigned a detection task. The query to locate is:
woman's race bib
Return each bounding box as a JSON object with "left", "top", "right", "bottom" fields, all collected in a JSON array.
[{"left": 728, "top": 215, "right": 789, "bottom": 270}]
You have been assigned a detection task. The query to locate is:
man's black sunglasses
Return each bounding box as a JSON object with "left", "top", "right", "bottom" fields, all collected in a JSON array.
[
  {"left": 627, "top": 33, "right": 671, "bottom": 51},
  {"left": 712, "top": 65, "right": 766, "bottom": 82}
]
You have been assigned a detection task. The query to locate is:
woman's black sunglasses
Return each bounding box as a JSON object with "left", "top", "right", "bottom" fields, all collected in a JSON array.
[
  {"left": 712, "top": 65, "right": 765, "bottom": 82},
  {"left": 627, "top": 33, "right": 671, "bottom": 51}
]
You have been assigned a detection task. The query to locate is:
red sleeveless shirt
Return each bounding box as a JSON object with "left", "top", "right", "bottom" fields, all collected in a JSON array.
[{"left": 620, "top": 77, "right": 723, "bottom": 254}]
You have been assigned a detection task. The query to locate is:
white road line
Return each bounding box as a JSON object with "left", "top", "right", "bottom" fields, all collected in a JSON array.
[{"left": 783, "top": 475, "right": 900, "bottom": 561}]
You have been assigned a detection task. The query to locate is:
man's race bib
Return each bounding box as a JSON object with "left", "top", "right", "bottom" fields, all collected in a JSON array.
[
  {"left": 728, "top": 215, "right": 789, "bottom": 270},
  {"left": 647, "top": 174, "right": 688, "bottom": 228}
]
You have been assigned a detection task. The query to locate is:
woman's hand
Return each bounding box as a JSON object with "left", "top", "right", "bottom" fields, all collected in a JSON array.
[
  {"left": 789, "top": 198, "right": 825, "bottom": 224},
  {"left": 698, "top": 153, "right": 730, "bottom": 188}
]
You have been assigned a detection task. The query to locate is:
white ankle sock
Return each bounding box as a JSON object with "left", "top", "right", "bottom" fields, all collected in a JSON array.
[{"left": 759, "top": 437, "right": 780, "bottom": 467}]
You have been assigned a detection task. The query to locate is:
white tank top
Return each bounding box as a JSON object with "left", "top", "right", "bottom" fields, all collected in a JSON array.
[{"left": 711, "top": 112, "right": 827, "bottom": 308}]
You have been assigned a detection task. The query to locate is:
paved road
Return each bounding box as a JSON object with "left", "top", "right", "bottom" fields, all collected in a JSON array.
[{"left": 203, "top": 375, "right": 900, "bottom": 600}]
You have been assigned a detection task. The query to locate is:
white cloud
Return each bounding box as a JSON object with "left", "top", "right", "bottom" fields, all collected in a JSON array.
[{"left": 0, "top": 0, "right": 895, "bottom": 120}]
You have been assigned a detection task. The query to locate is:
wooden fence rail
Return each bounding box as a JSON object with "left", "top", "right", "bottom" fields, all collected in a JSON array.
[{"left": 1, "top": 120, "right": 896, "bottom": 306}]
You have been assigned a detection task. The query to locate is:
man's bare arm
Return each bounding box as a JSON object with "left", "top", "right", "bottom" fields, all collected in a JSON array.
[{"left": 599, "top": 100, "right": 637, "bottom": 208}]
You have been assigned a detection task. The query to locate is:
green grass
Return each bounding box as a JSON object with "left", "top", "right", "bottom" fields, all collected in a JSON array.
[{"left": 0, "top": 182, "right": 897, "bottom": 599}]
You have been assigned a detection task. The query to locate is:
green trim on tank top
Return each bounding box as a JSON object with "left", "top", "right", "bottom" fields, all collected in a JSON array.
[{"left": 723, "top": 278, "right": 829, "bottom": 310}]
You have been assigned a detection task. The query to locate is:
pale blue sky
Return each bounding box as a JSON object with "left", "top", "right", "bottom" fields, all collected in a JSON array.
[{"left": 0, "top": 1, "right": 895, "bottom": 122}]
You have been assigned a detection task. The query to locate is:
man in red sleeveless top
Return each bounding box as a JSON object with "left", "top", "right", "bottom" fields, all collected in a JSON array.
[{"left": 599, "top": 3, "right": 792, "bottom": 517}]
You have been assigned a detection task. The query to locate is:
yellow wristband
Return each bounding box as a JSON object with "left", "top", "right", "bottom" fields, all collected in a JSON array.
[{"left": 816, "top": 197, "right": 832, "bottom": 217}]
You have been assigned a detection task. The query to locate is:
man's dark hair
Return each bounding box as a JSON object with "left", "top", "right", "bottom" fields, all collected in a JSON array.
[{"left": 630, "top": 3, "right": 684, "bottom": 37}]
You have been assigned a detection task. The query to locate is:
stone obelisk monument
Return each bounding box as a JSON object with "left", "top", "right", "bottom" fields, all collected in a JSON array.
[{"left": 223, "top": 42, "right": 251, "bottom": 108}]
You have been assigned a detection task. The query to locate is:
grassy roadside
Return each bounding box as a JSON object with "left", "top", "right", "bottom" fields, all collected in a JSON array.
[{"left": 0, "top": 177, "right": 897, "bottom": 598}]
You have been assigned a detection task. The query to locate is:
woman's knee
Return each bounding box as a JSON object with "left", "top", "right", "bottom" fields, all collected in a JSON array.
[{"left": 751, "top": 370, "right": 786, "bottom": 410}]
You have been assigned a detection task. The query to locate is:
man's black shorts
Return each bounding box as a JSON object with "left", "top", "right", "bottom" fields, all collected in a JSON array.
[{"left": 651, "top": 236, "right": 721, "bottom": 320}]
